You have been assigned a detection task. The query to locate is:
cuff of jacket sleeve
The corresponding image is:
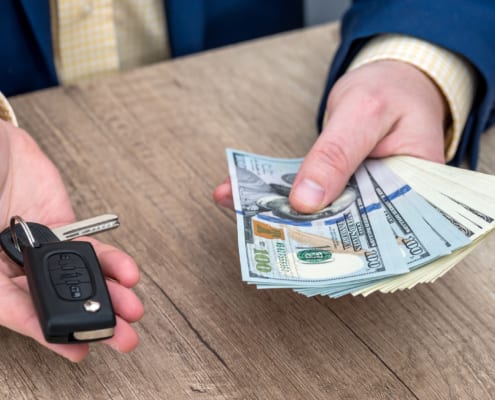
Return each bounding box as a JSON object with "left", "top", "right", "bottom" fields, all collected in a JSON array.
[
  {"left": 0, "top": 92, "right": 18, "bottom": 127},
  {"left": 345, "top": 34, "right": 476, "bottom": 162}
]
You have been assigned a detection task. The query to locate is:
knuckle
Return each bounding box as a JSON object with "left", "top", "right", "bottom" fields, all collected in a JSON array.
[
  {"left": 326, "top": 82, "right": 388, "bottom": 122},
  {"left": 356, "top": 90, "right": 387, "bottom": 119}
]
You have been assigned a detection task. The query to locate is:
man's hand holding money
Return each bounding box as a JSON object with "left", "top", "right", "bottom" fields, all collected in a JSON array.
[{"left": 214, "top": 60, "right": 447, "bottom": 213}]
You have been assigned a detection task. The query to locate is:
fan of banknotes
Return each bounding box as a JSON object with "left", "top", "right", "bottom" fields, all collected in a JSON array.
[{"left": 227, "top": 149, "right": 495, "bottom": 298}]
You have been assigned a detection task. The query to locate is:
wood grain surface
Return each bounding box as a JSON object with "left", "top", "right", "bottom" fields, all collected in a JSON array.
[{"left": 2, "top": 23, "right": 494, "bottom": 400}]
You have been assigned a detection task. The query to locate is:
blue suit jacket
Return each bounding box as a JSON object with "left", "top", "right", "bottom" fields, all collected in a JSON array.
[
  {"left": 0, "top": 0, "right": 302, "bottom": 96},
  {"left": 2, "top": 0, "right": 494, "bottom": 166},
  {"left": 318, "top": 0, "right": 495, "bottom": 168}
]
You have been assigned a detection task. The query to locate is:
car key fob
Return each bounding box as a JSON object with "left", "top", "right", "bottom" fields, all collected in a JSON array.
[{"left": 7, "top": 216, "right": 115, "bottom": 343}]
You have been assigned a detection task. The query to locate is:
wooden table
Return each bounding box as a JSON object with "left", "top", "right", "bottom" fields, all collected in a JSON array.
[{"left": 3, "top": 23, "right": 495, "bottom": 399}]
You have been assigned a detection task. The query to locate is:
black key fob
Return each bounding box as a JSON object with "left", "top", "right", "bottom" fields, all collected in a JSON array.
[{"left": 23, "top": 241, "right": 116, "bottom": 343}]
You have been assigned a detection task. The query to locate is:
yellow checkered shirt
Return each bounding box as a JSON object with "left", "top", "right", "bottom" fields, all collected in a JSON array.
[
  {"left": 50, "top": 0, "right": 170, "bottom": 83},
  {"left": 1, "top": 0, "right": 169, "bottom": 126}
]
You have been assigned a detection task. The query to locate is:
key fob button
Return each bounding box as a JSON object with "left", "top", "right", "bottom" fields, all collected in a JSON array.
[
  {"left": 48, "top": 252, "right": 95, "bottom": 301},
  {"left": 50, "top": 268, "right": 91, "bottom": 286},
  {"left": 55, "top": 282, "right": 93, "bottom": 301},
  {"left": 48, "top": 252, "right": 86, "bottom": 270}
]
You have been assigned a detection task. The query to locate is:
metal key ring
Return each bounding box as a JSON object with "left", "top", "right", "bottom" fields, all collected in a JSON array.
[{"left": 10, "top": 216, "right": 38, "bottom": 252}]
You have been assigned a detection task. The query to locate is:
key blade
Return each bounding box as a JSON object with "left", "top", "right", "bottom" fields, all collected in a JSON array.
[{"left": 52, "top": 214, "right": 120, "bottom": 241}]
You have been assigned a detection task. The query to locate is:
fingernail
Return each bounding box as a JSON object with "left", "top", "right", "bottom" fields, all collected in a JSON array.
[{"left": 292, "top": 179, "right": 325, "bottom": 208}]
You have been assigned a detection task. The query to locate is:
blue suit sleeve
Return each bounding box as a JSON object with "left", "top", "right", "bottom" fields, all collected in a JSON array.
[{"left": 318, "top": 0, "right": 495, "bottom": 168}]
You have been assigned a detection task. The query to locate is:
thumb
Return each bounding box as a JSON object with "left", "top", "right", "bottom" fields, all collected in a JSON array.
[{"left": 289, "top": 94, "right": 396, "bottom": 213}]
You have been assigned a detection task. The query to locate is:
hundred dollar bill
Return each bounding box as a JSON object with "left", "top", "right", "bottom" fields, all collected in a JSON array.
[
  {"left": 347, "top": 157, "right": 495, "bottom": 297},
  {"left": 227, "top": 149, "right": 409, "bottom": 288},
  {"left": 300, "top": 159, "right": 475, "bottom": 298},
  {"left": 364, "top": 160, "right": 471, "bottom": 263},
  {"left": 384, "top": 157, "right": 495, "bottom": 238},
  {"left": 226, "top": 150, "right": 495, "bottom": 298},
  {"left": 385, "top": 156, "right": 495, "bottom": 206},
  {"left": 293, "top": 159, "right": 475, "bottom": 299}
]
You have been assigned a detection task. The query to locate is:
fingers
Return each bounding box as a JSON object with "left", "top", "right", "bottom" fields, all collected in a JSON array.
[
  {"left": 11, "top": 273, "right": 144, "bottom": 323},
  {"left": 213, "top": 177, "right": 235, "bottom": 210},
  {"left": 102, "top": 316, "right": 140, "bottom": 353},
  {"left": 4, "top": 262, "right": 143, "bottom": 362},
  {"left": 289, "top": 89, "right": 396, "bottom": 213},
  {"left": 84, "top": 238, "right": 140, "bottom": 288},
  {"left": 0, "top": 275, "right": 90, "bottom": 362},
  {"left": 106, "top": 279, "right": 144, "bottom": 323}
]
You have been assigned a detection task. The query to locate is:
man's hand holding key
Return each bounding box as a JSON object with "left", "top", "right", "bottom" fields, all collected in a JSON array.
[{"left": 0, "top": 120, "right": 144, "bottom": 362}]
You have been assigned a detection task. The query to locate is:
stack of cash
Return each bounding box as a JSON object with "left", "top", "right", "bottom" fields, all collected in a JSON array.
[{"left": 227, "top": 149, "right": 495, "bottom": 298}]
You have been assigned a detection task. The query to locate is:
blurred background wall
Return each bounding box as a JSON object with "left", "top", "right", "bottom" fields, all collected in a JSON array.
[{"left": 304, "top": 0, "right": 350, "bottom": 26}]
